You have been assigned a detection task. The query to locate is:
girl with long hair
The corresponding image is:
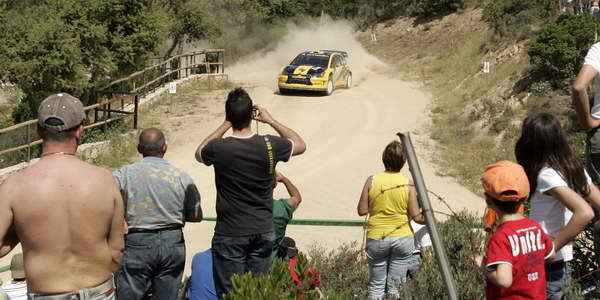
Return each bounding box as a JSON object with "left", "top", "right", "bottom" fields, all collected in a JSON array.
[{"left": 515, "top": 112, "right": 600, "bottom": 299}]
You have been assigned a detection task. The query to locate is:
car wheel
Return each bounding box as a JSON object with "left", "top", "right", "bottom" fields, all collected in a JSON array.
[
  {"left": 279, "top": 87, "right": 289, "bottom": 95},
  {"left": 346, "top": 73, "right": 352, "bottom": 89},
  {"left": 325, "top": 79, "right": 334, "bottom": 96}
]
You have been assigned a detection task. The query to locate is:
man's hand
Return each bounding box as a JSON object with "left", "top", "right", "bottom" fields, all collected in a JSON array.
[
  {"left": 276, "top": 171, "right": 285, "bottom": 182},
  {"left": 253, "top": 105, "right": 275, "bottom": 125}
]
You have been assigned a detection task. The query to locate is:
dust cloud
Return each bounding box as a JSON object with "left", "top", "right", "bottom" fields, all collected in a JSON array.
[{"left": 227, "top": 18, "right": 385, "bottom": 89}]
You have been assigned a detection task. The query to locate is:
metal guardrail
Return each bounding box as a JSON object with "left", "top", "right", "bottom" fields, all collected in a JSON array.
[{"left": 0, "top": 49, "right": 226, "bottom": 164}]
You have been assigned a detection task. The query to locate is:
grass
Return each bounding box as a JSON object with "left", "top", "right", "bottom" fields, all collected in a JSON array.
[{"left": 362, "top": 8, "right": 533, "bottom": 193}]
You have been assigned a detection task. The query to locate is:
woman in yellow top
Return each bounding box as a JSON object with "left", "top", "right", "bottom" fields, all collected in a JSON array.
[{"left": 357, "top": 141, "right": 425, "bottom": 300}]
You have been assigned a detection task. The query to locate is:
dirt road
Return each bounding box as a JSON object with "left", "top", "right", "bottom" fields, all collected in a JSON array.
[
  {"left": 164, "top": 21, "right": 486, "bottom": 276},
  {"left": 0, "top": 21, "right": 485, "bottom": 282}
]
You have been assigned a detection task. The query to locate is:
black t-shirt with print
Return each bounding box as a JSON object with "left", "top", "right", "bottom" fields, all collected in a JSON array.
[{"left": 202, "top": 134, "right": 293, "bottom": 235}]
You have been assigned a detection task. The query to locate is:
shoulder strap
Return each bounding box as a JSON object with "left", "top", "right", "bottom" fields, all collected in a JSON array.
[{"left": 264, "top": 136, "right": 275, "bottom": 175}]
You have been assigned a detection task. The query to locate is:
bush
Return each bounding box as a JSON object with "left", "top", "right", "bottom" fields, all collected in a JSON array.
[
  {"left": 401, "top": 211, "right": 486, "bottom": 299},
  {"left": 414, "top": 0, "right": 464, "bottom": 18},
  {"left": 483, "top": 0, "right": 556, "bottom": 37},
  {"left": 530, "top": 80, "right": 553, "bottom": 95},
  {"left": 307, "top": 242, "right": 369, "bottom": 298},
  {"left": 528, "top": 13, "right": 600, "bottom": 88},
  {"left": 226, "top": 254, "right": 333, "bottom": 300}
]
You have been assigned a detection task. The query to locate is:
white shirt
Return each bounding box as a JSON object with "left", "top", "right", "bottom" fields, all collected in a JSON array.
[
  {"left": 1, "top": 280, "right": 27, "bottom": 300},
  {"left": 529, "top": 167, "right": 591, "bottom": 262},
  {"left": 583, "top": 42, "right": 600, "bottom": 118},
  {"left": 410, "top": 220, "right": 431, "bottom": 254}
]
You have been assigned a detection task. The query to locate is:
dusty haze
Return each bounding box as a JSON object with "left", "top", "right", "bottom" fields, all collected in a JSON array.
[{"left": 228, "top": 18, "right": 385, "bottom": 88}]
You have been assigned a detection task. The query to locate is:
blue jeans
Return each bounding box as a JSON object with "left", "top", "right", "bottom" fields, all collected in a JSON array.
[
  {"left": 545, "top": 261, "right": 571, "bottom": 300},
  {"left": 28, "top": 276, "right": 115, "bottom": 300},
  {"left": 407, "top": 253, "right": 421, "bottom": 279},
  {"left": 366, "top": 236, "right": 415, "bottom": 300},
  {"left": 211, "top": 232, "right": 275, "bottom": 299},
  {"left": 116, "top": 230, "right": 185, "bottom": 300}
]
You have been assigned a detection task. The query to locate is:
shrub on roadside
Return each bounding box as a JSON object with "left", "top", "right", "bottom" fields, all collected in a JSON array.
[
  {"left": 414, "top": 0, "right": 464, "bottom": 18},
  {"left": 483, "top": 0, "right": 555, "bottom": 37},
  {"left": 307, "top": 242, "right": 369, "bottom": 299},
  {"left": 401, "top": 211, "right": 486, "bottom": 299},
  {"left": 226, "top": 255, "right": 336, "bottom": 300},
  {"left": 528, "top": 13, "right": 600, "bottom": 88}
]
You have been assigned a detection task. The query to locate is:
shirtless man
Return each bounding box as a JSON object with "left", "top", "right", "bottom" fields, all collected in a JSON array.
[{"left": 0, "top": 93, "right": 124, "bottom": 299}]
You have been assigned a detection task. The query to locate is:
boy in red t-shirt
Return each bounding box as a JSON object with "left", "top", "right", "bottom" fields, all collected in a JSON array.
[{"left": 475, "top": 160, "right": 555, "bottom": 300}]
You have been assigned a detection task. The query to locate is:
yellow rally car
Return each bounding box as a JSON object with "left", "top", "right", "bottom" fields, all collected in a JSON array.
[{"left": 278, "top": 50, "right": 352, "bottom": 96}]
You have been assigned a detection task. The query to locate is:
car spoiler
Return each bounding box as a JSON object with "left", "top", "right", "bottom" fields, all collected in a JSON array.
[{"left": 319, "top": 50, "right": 348, "bottom": 57}]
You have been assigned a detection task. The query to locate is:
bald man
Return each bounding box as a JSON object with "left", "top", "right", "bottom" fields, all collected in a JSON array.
[{"left": 113, "top": 128, "right": 203, "bottom": 300}]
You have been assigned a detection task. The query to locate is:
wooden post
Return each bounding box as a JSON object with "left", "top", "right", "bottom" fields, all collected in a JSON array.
[
  {"left": 134, "top": 94, "right": 139, "bottom": 129},
  {"left": 186, "top": 55, "right": 190, "bottom": 78},
  {"left": 217, "top": 52, "right": 221, "bottom": 73},
  {"left": 103, "top": 102, "right": 108, "bottom": 133},
  {"left": 26, "top": 124, "right": 31, "bottom": 162},
  {"left": 192, "top": 54, "right": 195, "bottom": 74}
]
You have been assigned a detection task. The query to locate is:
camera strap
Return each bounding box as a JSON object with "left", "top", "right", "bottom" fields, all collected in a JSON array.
[{"left": 264, "top": 136, "right": 275, "bottom": 175}]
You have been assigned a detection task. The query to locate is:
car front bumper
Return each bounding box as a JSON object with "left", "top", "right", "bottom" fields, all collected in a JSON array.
[{"left": 278, "top": 75, "right": 328, "bottom": 91}]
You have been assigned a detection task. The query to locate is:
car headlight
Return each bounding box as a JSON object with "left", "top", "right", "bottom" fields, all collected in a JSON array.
[{"left": 311, "top": 72, "right": 325, "bottom": 78}]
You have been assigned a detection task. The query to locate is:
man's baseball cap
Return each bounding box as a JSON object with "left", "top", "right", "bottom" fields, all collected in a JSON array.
[
  {"left": 38, "top": 93, "right": 85, "bottom": 132},
  {"left": 481, "top": 160, "right": 530, "bottom": 202},
  {"left": 10, "top": 253, "right": 25, "bottom": 280}
]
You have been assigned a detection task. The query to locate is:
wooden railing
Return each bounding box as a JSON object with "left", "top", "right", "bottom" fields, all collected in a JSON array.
[{"left": 0, "top": 49, "right": 226, "bottom": 165}]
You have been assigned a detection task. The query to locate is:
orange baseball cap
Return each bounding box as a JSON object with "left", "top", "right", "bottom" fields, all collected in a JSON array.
[{"left": 481, "top": 160, "right": 530, "bottom": 202}]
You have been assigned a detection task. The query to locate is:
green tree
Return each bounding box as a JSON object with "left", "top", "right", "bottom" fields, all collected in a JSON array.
[
  {"left": 528, "top": 13, "right": 600, "bottom": 88},
  {"left": 161, "top": 0, "right": 222, "bottom": 57},
  {"left": 483, "top": 0, "right": 556, "bottom": 37},
  {"left": 0, "top": 0, "right": 167, "bottom": 122}
]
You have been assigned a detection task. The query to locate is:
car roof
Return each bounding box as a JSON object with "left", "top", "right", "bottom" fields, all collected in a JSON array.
[{"left": 297, "top": 50, "right": 348, "bottom": 58}]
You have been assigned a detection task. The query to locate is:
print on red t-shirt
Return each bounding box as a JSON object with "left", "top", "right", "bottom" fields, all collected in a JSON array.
[{"left": 485, "top": 218, "right": 554, "bottom": 300}]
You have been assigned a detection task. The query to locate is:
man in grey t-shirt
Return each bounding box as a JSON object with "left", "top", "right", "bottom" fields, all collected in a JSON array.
[{"left": 114, "top": 128, "right": 202, "bottom": 300}]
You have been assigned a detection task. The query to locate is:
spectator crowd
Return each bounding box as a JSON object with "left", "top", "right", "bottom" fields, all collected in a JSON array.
[{"left": 5, "top": 40, "right": 600, "bottom": 300}]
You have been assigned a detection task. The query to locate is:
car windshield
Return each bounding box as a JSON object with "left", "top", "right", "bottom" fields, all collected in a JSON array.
[{"left": 290, "top": 54, "right": 329, "bottom": 67}]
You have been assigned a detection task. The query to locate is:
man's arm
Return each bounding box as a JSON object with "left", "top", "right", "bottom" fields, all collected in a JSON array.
[
  {"left": 277, "top": 172, "right": 302, "bottom": 210},
  {"left": 254, "top": 105, "right": 306, "bottom": 156},
  {"left": 108, "top": 186, "right": 125, "bottom": 273},
  {"left": 357, "top": 176, "right": 372, "bottom": 216},
  {"left": 195, "top": 121, "right": 231, "bottom": 164},
  {"left": 584, "top": 183, "right": 600, "bottom": 212},
  {"left": 0, "top": 227, "right": 18, "bottom": 258},
  {"left": 0, "top": 183, "right": 18, "bottom": 258},
  {"left": 184, "top": 183, "right": 203, "bottom": 222},
  {"left": 572, "top": 65, "right": 600, "bottom": 130}
]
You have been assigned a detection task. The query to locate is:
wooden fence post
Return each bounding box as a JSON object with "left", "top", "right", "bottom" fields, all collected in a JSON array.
[
  {"left": 134, "top": 94, "right": 139, "bottom": 129},
  {"left": 26, "top": 124, "right": 30, "bottom": 162}
]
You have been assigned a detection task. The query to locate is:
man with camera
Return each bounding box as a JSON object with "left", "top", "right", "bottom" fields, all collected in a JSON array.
[{"left": 195, "top": 87, "right": 306, "bottom": 298}]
